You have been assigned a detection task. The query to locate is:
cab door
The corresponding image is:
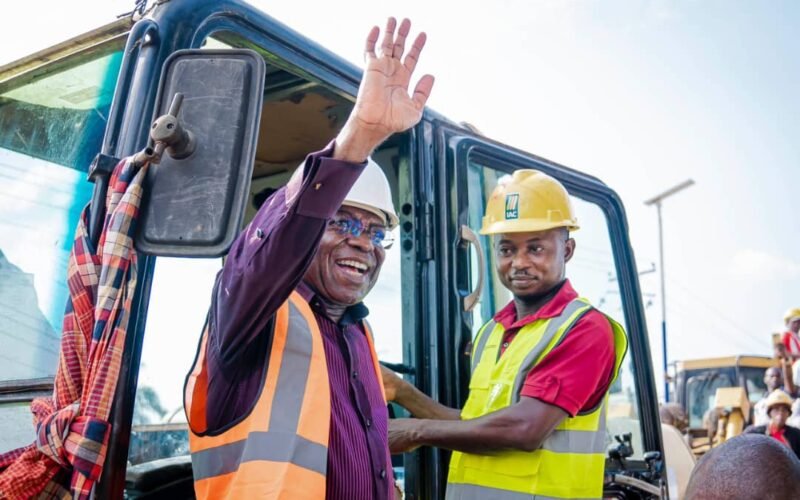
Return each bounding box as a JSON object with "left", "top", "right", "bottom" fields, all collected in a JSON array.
[{"left": 433, "top": 122, "right": 664, "bottom": 489}]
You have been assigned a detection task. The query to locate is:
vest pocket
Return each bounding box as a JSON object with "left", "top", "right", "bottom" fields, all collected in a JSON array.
[{"left": 458, "top": 449, "right": 542, "bottom": 489}]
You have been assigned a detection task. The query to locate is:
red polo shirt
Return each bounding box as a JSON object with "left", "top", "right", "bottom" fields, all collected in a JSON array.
[
  {"left": 493, "top": 280, "right": 616, "bottom": 417},
  {"left": 769, "top": 424, "right": 791, "bottom": 447}
]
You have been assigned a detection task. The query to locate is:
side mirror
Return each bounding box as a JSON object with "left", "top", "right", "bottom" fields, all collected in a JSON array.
[{"left": 135, "top": 49, "right": 265, "bottom": 257}]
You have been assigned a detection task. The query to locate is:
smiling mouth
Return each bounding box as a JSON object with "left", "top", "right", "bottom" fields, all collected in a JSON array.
[{"left": 336, "top": 259, "right": 369, "bottom": 276}]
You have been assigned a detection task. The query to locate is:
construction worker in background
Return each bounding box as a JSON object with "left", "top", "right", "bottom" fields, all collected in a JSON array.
[
  {"left": 745, "top": 390, "right": 800, "bottom": 459},
  {"left": 781, "top": 308, "right": 800, "bottom": 361},
  {"left": 753, "top": 365, "right": 796, "bottom": 426},
  {"left": 183, "top": 17, "right": 434, "bottom": 499},
  {"left": 382, "top": 170, "right": 628, "bottom": 499}
]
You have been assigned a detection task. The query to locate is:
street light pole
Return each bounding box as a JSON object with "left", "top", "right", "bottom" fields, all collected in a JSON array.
[
  {"left": 645, "top": 179, "right": 694, "bottom": 402},
  {"left": 655, "top": 201, "right": 668, "bottom": 402}
]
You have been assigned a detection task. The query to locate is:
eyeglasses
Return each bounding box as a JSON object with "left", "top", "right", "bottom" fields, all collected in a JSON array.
[{"left": 328, "top": 215, "right": 394, "bottom": 249}]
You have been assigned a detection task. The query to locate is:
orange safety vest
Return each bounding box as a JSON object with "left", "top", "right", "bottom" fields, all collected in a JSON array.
[{"left": 184, "top": 291, "right": 385, "bottom": 499}]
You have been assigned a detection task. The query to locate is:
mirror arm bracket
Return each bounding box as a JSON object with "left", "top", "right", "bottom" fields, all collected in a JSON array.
[{"left": 132, "top": 92, "right": 196, "bottom": 167}]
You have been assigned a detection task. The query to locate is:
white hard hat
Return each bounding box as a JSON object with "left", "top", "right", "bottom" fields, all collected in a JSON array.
[{"left": 342, "top": 158, "right": 399, "bottom": 230}]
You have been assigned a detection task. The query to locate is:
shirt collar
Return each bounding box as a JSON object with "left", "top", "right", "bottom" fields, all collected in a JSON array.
[
  {"left": 297, "top": 281, "right": 370, "bottom": 325},
  {"left": 493, "top": 279, "right": 578, "bottom": 331}
]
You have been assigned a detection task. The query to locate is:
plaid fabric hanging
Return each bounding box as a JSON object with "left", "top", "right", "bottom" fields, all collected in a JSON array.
[{"left": 0, "top": 157, "right": 149, "bottom": 499}]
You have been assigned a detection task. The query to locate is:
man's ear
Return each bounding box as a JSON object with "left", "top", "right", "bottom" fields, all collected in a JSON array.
[{"left": 564, "top": 237, "right": 576, "bottom": 263}]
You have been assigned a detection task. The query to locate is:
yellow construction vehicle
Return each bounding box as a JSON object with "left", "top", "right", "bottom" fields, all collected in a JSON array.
[{"left": 671, "top": 356, "right": 774, "bottom": 453}]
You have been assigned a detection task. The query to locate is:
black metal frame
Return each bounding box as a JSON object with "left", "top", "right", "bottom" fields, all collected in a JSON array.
[
  {"left": 0, "top": 378, "right": 54, "bottom": 404},
  {"left": 426, "top": 122, "right": 665, "bottom": 493}
]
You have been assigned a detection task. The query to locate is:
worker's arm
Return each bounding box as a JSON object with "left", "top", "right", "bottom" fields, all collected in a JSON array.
[
  {"left": 388, "top": 396, "right": 567, "bottom": 454},
  {"left": 382, "top": 365, "right": 461, "bottom": 420},
  {"left": 781, "top": 359, "right": 797, "bottom": 397},
  {"left": 387, "top": 309, "right": 616, "bottom": 454},
  {"left": 775, "top": 343, "right": 798, "bottom": 396},
  {"left": 780, "top": 335, "right": 800, "bottom": 362},
  {"left": 212, "top": 17, "right": 434, "bottom": 363}
]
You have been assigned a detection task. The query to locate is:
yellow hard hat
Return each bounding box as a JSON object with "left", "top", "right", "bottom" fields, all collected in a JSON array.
[
  {"left": 784, "top": 307, "right": 800, "bottom": 325},
  {"left": 765, "top": 389, "right": 793, "bottom": 414},
  {"left": 480, "top": 169, "right": 579, "bottom": 235}
]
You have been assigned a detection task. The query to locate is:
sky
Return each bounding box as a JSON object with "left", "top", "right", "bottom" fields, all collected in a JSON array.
[{"left": 1, "top": 0, "right": 799, "bottom": 401}]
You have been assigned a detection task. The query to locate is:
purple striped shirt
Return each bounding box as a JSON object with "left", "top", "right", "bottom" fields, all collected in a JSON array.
[
  {"left": 204, "top": 144, "right": 393, "bottom": 499},
  {"left": 297, "top": 282, "right": 394, "bottom": 499}
]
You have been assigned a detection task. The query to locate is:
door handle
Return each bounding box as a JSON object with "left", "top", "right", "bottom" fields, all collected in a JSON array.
[{"left": 460, "top": 225, "right": 485, "bottom": 312}]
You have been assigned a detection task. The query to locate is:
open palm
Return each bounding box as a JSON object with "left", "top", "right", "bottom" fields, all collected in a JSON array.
[{"left": 352, "top": 18, "right": 435, "bottom": 138}]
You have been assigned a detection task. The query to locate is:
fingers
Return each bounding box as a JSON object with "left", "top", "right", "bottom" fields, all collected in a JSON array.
[
  {"left": 392, "top": 18, "right": 411, "bottom": 59},
  {"left": 412, "top": 74, "right": 435, "bottom": 110},
  {"left": 379, "top": 17, "right": 397, "bottom": 58},
  {"left": 364, "top": 26, "right": 379, "bottom": 60},
  {"left": 403, "top": 31, "right": 427, "bottom": 74}
]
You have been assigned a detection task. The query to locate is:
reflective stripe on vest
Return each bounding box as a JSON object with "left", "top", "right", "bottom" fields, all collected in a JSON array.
[
  {"left": 270, "top": 301, "right": 315, "bottom": 432},
  {"left": 532, "top": 403, "right": 609, "bottom": 457},
  {"left": 471, "top": 320, "right": 496, "bottom": 373},
  {"left": 192, "top": 432, "right": 327, "bottom": 480},
  {"left": 509, "top": 299, "right": 590, "bottom": 404},
  {"left": 449, "top": 298, "right": 628, "bottom": 499},
  {"left": 446, "top": 483, "right": 597, "bottom": 500},
  {"left": 184, "top": 291, "right": 385, "bottom": 499}
]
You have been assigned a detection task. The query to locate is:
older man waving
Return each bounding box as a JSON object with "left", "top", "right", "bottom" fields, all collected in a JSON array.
[{"left": 184, "top": 17, "right": 434, "bottom": 500}]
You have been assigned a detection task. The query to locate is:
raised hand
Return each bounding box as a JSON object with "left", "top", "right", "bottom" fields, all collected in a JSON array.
[{"left": 334, "top": 17, "right": 435, "bottom": 163}]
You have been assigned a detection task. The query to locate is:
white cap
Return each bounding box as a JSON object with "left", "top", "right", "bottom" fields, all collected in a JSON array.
[{"left": 343, "top": 158, "right": 399, "bottom": 229}]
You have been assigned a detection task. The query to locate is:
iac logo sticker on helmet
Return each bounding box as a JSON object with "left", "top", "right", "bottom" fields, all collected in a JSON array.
[{"left": 504, "top": 193, "right": 520, "bottom": 220}]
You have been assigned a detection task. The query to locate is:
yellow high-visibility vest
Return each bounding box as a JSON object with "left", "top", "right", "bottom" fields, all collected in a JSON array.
[{"left": 447, "top": 298, "right": 628, "bottom": 500}]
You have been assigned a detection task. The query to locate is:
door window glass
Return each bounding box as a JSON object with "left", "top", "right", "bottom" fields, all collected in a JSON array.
[
  {"left": 742, "top": 367, "right": 768, "bottom": 404},
  {"left": 0, "top": 48, "right": 124, "bottom": 382},
  {"left": 0, "top": 403, "right": 37, "bottom": 453},
  {"left": 128, "top": 257, "right": 220, "bottom": 465},
  {"left": 466, "top": 159, "right": 645, "bottom": 458},
  {"left": 686, "top": 371, "right": 735, "bottom": 429}
]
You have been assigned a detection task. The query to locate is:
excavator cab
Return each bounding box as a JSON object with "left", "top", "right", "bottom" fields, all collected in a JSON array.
[{"left": 0, "top": 1, "right": 668, "bottom": 497}]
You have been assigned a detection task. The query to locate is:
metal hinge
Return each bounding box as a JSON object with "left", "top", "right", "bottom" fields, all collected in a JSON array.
[
  {"left": 419, "top": 201, "right": 434, "bottom": 261},
  {"left": 88, "top": 153, "right": 121, "bottom": 183}
]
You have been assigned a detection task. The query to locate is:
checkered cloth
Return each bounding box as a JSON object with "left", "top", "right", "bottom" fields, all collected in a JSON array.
[{"left": 0, "top": 158, "right": 149, "bottom": 499}]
